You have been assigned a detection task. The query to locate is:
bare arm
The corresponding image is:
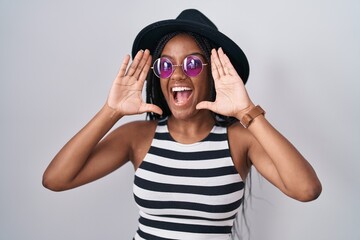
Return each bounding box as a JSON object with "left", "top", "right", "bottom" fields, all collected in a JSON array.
[
  {"left": 246, "top": 114, "right": 321, "bottom": 201},
  {"left": 197, "top": 48, "right": 322, "bottom": 202},
  {"left": 42, "top": 49, "right": 162, "bottom": 191},
  {"left": 42, "top": 105, "right": 126, "bottom": 191}
]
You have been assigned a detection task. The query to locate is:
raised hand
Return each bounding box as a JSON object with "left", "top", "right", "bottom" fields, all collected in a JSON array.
[
  {"left": 107, "top": 49, "right": 162, "bottom": 117},
  {"left": 196, "top": 48, "right": 254, "bottom": 120}
]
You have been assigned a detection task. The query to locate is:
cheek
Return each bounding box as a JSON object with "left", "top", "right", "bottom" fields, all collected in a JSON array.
[
  {"left": 160, "top": 80, "right": 169, "bottom": 99},
  {"left": 206, "top": 70, "right": 214, "bottom": 98},
  {"left": 199, "top": 72, "right": 212, "bottom": 99},
  {"left": 205, "top": 80, "right": 212, "bottom": 100}
]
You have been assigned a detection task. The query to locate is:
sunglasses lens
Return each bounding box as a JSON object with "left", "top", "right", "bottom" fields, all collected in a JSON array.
[
  {"left": 183, "top": 55, "right": 203, "bottom": 77},
  {"left": 153, "top": 58, "right": 173, "bottom": 78}
]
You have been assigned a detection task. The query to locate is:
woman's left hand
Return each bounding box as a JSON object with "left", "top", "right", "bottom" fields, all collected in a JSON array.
[{"left": 196, "top": 48, "right": 253, "bottom": 119}]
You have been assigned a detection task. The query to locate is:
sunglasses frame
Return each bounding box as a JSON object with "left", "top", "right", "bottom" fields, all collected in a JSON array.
[{"left": 151, "top": 55, "right": 208, "bottom": 79}]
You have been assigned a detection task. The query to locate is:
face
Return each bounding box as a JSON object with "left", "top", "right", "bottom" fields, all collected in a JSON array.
[{"left": 159, "top": 34, "right": 211, "bottom": 120}]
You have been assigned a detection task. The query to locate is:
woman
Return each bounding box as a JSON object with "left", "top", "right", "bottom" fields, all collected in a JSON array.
[{"left": 43, "top": 9, "right": 322, "bottom": 239}]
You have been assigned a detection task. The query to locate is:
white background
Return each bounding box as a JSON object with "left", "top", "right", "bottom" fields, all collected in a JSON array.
[{"left": 1, "top": 0, "right": 359, "bottom": 239}]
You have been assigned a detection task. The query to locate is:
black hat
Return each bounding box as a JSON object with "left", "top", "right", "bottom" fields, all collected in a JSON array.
[{"left": 131, "top": 9, "right": 249, "bottom": 83}]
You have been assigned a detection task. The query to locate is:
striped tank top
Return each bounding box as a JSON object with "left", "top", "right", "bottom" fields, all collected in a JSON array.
[{"left": 133, "top": 120, "right": 244, "bottom": 240}]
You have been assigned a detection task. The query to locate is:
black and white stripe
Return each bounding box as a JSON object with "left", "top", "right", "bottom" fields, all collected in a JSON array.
[{"left": 133, "top": 121, "right": 244, "bottom": 240}]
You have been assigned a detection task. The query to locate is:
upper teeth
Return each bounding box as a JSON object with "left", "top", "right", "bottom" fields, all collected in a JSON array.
[{"left": 172, "top": 87, "right": 192, "bottom": 92}]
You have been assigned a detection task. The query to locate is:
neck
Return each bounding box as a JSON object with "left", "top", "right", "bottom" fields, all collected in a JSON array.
[{"left": 167, "top": 111, "right": 215, "bottom": 144}]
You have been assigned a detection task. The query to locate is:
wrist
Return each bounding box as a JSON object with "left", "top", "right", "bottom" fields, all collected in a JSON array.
[
  {"left": 102, "top": 103, "right": 124, "bottom": 120},
  {"left": 235, "top": 103, "right": 256, "bottom": 120},
  {"left": 238, "top": 105, "right": 265, "bottom": 128}
]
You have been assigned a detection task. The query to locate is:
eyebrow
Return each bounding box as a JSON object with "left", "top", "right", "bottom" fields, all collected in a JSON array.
[{"left": 160, "top": 52, "right": 206, "bottom": 60}]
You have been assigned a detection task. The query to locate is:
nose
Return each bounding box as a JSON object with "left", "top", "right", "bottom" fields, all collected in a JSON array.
[{"left": 170, "top": 64, "right": 186, "bottom": 80}]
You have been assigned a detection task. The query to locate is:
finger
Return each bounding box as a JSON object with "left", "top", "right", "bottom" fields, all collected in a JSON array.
[
  {"left": 219, "top": 48, "right": 237, "bottom": 77},
  {"left": 212, "top": 48, "right": 225, "bottom": 77},
  {"left": 133, "top": 49, "right": 151, "bottom": 80},
  {"left": 196, "top": 101, "right": 216, "bottom": 112},
  {"left": 137, "top": 50, "right": 152, "bottom": 83},
  {"left": 211, "top": 49, "right": 220, "bottom": 81},
  {"left": 117, "top": 54, "right": 131, "bottom": 78},
  {"left": 139, "top": 103, "right": 163, "bottom": 115},
  {"left": 126, "top": 50, "right": 144, "bottom": 77},
  {"left": 218, "top": 48, "right": 229, "bottom": 75}
]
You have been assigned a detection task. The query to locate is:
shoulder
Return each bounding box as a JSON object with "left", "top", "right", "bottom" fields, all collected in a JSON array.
[
  {"left": 227, "top": 121, "right": 254, "bottom": 152},
  {"left": 227, "top": 121, "right": 255, "bottom": 178},
  {"left": 112, "top": 120, "right": 158, "bottom": 143},
  {"left": 120, "top": 120, "right": 158, "bottom": 132},
  {"left": 114, "top": 120, "right": 158, "bottom": 167},
  {"left": 228, "top": 121, "right": 264, "bottom": 153},
  {"left": 227, "top": 121, "right": 252, "bottom": 142}
]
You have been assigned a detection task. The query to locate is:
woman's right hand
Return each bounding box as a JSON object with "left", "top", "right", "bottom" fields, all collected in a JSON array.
[
  {"left": 107, "top": 49, "right": 163, "bottom": 117},
  {"left": 43, "top": 50, "right": 162, "bottom": 191}
]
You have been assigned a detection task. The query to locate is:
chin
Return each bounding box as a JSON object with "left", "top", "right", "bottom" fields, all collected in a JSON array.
[{"left": 169, "top": 107, "right": 199, "bottom": 120}]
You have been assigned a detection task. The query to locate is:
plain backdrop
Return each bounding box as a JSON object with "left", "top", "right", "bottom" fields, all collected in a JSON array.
[{"left": 1, "top": 0, "right": 359, "bottom": 239}]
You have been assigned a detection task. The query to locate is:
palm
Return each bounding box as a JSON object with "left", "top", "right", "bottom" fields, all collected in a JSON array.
[
  {"left": 107, "top": 50, "right": 162, "bottom": 116},
  {"left": 108, "top": 75, "right": 145, "bottom": 115},
  {"left": 197, "top": 48, "right": 252, "bottom": 119},
  {"left": 212, "top": 75, "right": 247, "bottom": 116}
]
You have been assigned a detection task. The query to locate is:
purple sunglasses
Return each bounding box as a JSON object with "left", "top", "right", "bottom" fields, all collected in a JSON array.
[{"left": 152, "top": 55, "right": 208, "bottom": 78}]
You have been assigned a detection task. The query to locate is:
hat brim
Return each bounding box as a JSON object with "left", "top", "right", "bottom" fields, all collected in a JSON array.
[{"left": 132, "top": 19, "right": 249, "bottom": 83}]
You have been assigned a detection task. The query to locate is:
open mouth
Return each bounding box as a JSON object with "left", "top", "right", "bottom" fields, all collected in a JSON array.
[{"left": 172, "top": 86, "right": 193, "bottom": 104}]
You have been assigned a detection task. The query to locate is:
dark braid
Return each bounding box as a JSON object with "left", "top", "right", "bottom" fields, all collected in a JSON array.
[
  {"left": 187, "top": 32, "right": 214, "bottom": 102},
  {"left": 146, "top": 32, "right": 237, "bottom": 127},
  {"left": 146, "top": 32, "right": 178, "bottom": 120},
  {"left": 188, "top": 32, "right": 237, "bottom": 127}
]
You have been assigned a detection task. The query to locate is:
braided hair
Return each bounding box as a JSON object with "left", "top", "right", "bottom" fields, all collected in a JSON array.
[{"left": 145, "top": 31, "right": 237, "bottom": 127}]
